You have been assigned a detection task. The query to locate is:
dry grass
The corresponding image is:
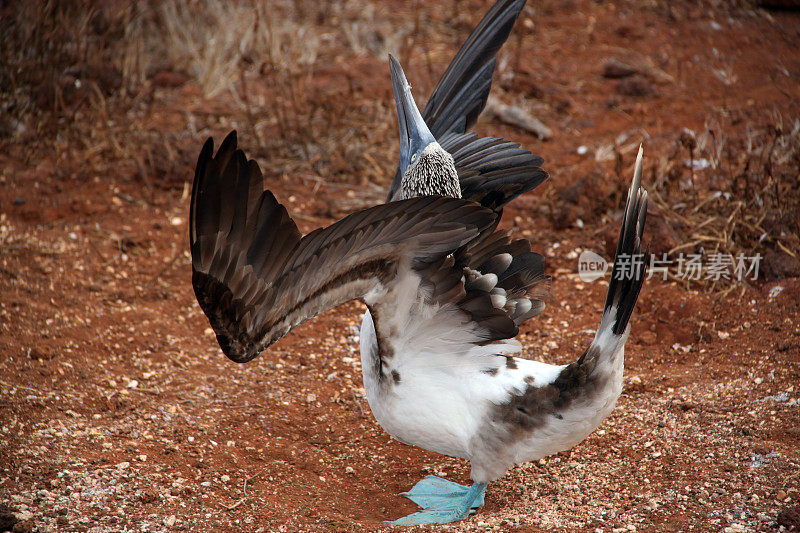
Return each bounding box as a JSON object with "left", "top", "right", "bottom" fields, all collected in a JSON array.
[
  {"left": 647, "top": 111, "right": 800, "bottom": 287},
  {"left": 0, "top": 0, "right": 416, "bottom": 193}
]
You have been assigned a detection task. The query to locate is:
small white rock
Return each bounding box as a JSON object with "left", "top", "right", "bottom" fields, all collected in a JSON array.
[
  {"left": 164, "top": 514, "right": 177, "bottom": 527},
  {"left": 220, "top": 475, "right": 230, "bottom": 483},
  {"left": 15, "top": 510, "right": 33, "bottom": 521}
]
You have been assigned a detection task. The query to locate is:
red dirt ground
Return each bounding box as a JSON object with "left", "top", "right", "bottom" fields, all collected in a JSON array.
[{"left": 1, "top": 1, "right": 799, "bottom": 532}]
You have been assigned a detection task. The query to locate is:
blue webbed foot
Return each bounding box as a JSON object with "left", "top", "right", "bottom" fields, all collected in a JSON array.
[
  {"left": 401, "top": 476, "right": 485, "bottom": 509},
  {"left": 388, "top": 476, "right": 487, "bottom": 526}
]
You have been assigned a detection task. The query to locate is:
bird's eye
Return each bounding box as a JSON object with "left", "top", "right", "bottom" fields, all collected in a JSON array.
[{"left": 410, "top": 152, "right": 417, "bottom": 161}]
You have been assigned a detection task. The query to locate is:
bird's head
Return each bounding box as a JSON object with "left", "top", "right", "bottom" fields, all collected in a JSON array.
[{"left": 389, "top": 54, "right": 460, "bottom": 200}]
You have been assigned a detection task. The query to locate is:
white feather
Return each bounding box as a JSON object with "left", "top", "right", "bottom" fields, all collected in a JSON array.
[{"left": 360, "top": 268, "right": 629, "bottom": 483}]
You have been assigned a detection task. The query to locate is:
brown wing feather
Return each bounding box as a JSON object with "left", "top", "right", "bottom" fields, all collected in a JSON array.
[{"left": 190, "top": 132, "right": 497, "bottom": 363}]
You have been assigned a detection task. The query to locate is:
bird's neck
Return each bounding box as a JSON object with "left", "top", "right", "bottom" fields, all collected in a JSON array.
[{"left": 399, "top": 144, "right": 461, "bottom": 200}]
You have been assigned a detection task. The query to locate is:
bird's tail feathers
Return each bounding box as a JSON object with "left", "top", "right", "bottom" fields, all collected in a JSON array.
[{"left": 580, "top": 147, "right": 648, "bottom": 370}]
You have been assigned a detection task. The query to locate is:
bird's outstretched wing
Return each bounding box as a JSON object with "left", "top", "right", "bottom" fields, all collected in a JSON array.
[
  {"left": 191, "top": 131, "right": 497, "bottom": 363},
  {"left": 441, "top": 131, "right": 548, "bottom": 213},
  {"left": 387, "top": 0, "right": 528, "bottom": 201}
]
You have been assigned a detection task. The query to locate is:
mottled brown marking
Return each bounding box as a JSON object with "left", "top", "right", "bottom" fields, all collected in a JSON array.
[
  {"left": 524, "top": 375, "right": 535, "bottom": 385},
  {"left": 366, "top": 305, "right": 398, "bottom": 384},
  {"left": 495, "top": 345, "right": 606, "bottom": 436},
  {"left": 482, "top": 367, "right": 499, "bottom": 376},
  {"left": 505, "top": 356, "right": 518, "bottom": 370},
  {"left": 391, "top": 370, "right": 401, "bottom": 384}
]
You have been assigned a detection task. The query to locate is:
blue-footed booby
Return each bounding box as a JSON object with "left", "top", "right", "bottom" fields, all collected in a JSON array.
[
  {"left": 189, "top": 0, "right": 649, "bottom": 526},
  {"left": 345, "top": 55, "right": 648, "bottom": 526}
]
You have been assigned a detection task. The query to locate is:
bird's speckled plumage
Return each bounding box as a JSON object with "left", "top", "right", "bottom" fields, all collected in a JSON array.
[{"left": 397, "top": 142, "right": 461, "bottom": 200}]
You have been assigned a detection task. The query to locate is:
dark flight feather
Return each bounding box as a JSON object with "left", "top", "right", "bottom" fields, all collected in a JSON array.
[{"left": 441, "top": 131, "right": 548, "bottom": 213}]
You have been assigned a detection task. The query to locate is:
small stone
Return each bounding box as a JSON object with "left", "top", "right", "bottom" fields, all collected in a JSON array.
[
  {"left": 603, "top": 57, "right": 638, "bottom": 79},
  {"left": 777, "top": 505, "right": 800, "bottom": 529},
  {"left": 163, "top": 514, "right": 177, "bottom": 527},
  {"left": 126, "top": 379, "right": 139, "bottom": 389},
  {"left": 617, "top": 76, "right": 656, "bottom": 97},
  {"left": 115, "top": 462, "right": 130, "bottom": 470},
  {"left": 138, "top": 454, "right": 147, "bottom": 462},
  {"left": 220, "top": 475, "right": 230, "bottom": 483},
  {"left": 12, "top": 519, "right": 33, "bottom": 533},
  {"left": 777, "top": 490, "right": 788, "bottom": 501},
  {"left": 345, "top": 466, "right": 355, "bottom": 474},
  {"left": 226, "top": 440, "right": 235, "bottom": 447},
  {"left": 724, "top": 524, "right": 746, "bottom": 533},
  {"left": 200, "top": 481, "right": 212, "bottom": 487},
  {"left": 139, "top": 490, "right": 158, "bottom": 504},
  {"left": 761, "top": 250, "right": 800, "bottom": 280},
  {"left": 639, "top": 330, "right": 657, "bottom": 345}
]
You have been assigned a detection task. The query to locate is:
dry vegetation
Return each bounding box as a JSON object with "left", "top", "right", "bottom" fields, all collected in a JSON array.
[{"left": 1, "top": 1, "right": 799, "bottom": 532}]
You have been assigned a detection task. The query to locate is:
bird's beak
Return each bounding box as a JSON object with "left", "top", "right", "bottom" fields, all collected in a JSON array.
[{"left": 389, "top": 54, "right": 437, "bottom": 176}]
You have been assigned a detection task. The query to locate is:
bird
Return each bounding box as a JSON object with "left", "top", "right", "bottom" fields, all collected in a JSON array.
[
  {"left": 343, "top": 55, "right": 648, "bottom": 526},
  {"left": 189, "top": 0, "right": 649, "bottom": 527},
  {"left": 189, "top": 127, "right": 648, "bottom": 526}
]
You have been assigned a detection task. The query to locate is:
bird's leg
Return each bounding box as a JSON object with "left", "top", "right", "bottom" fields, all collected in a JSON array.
[{"left": 388, "top": 476, "right": 488, "bottom": 526}]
